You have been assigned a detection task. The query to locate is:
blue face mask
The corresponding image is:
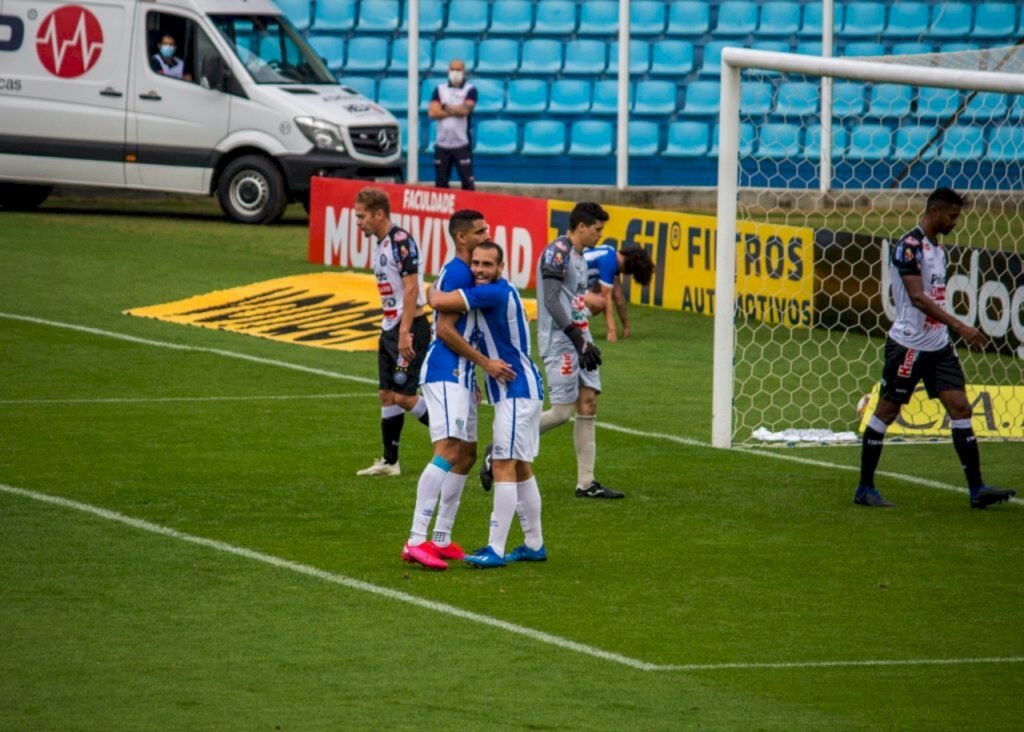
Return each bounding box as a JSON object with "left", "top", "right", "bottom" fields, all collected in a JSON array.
[{"left": 159, "top": 45, "right": 176, "bottom": 59}]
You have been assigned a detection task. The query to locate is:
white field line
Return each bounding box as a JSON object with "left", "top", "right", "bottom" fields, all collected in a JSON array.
[
  {"left": 3, "top": 482, "right": 1022, "bottom": 674},
  {"left": 0, "top": 393, "right": 376, "bottom": 406}
]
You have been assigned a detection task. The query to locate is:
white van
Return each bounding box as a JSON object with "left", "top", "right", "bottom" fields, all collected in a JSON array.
[{"left": 0, "top": 0, "right": 403, "bottom": 223}]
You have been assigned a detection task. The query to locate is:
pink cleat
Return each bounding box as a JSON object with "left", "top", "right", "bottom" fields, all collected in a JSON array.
[
  {"left": 402, "top": 543, "right": 448, "bottom": 570},
  {"left": 423, "top": 541, "right": 466, "bottom": 560}
]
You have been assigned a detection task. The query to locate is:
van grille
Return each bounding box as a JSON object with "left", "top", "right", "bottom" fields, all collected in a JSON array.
[{"left": 349, "top": 125, "right": 400, "bottom": 157}]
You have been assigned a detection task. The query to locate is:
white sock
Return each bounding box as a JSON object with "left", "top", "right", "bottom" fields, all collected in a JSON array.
[
  {"left": 488, "top": 482, "right": 518, "bottom": 557},
  {"left": 540, "top": 402, "right": 574, "bottom": 434},
  {"left": 409, "top": 462, "right": 447, "bottom": 545},
  {"left": 516, "top": 477, "right": 543, "bottom": 550},
  {"left": 432, "top": 472, "right": 468, "bottom": 546},
  {"left": 574, "top": 414, "right": 596, "bottom": 488},
  {"left": 408, "top": 397, "right": 428, "bottom": 419}
]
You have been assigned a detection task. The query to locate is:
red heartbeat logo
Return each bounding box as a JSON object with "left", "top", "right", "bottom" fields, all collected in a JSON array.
[{"left": 36, "top": 5, "right": 104, "bottom": 78}]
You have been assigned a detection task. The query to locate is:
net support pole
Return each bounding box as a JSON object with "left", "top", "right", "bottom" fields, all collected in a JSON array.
[
  {"left": 712, "top": 61, "right": 741, "bottom": 449},
  {"left": 820, "top": 0, "right": 834, "bottom": 192},
  {"left": 615, "top": 0, "right": 630, "bottom": 190},
  {"left": 406, "top": 0, "right": 420, "bottom": 183}
]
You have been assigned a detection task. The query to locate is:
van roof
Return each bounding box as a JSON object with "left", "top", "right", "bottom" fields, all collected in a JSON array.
[{"left": 142, "top": 0, "right": 283, "bottom": 17}]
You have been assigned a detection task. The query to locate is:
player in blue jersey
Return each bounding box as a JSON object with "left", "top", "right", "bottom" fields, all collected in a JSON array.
[
  {"left": 401, "top": 211, "right": 516, "bottom": 570},
  {"left": 429, "top": 241, "right": 547, "bottom": 568},
  {"left": 582, "top": 244, "right": 655, "bottom": 342}
]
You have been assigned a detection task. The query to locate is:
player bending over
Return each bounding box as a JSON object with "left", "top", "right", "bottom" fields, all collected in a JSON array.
[{"left": 582, "top": 244, "right": 656, "bottom": 342}]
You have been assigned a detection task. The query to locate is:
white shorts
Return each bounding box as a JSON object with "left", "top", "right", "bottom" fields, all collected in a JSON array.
[
  {"left": 542, "top": 349, "right": 602, "bottom": 405},
  {"left": 491, "top": 398, "right": 542, "bottom": 463},
  {"left": 422, "top": 381, "right": 478, "bottom": 443}
]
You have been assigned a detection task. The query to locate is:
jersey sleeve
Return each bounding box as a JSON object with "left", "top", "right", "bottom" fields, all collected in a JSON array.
[
  {"left": 391, "top": 230, "right": 420, "bottom": 277},
  {"left": 437, "top": 261, "right": 473, "bottom": 292},
  {"left": 462, "top": 282, "right": 506, "bottom": 311},
  {"left": 539, "top": 240, "right": 571, "bottom": 280},
  {"left": 892, "top": 234, "right": 922, "bottom": 277},
  {"left": 430, "top": 87, "right": 441, "bottom": 103},
  {"left": 597, "top": 251, "right": 619, "bottom": 287},
  {"left": 466, "top": 86, "right": 478, "bottom": 103}
]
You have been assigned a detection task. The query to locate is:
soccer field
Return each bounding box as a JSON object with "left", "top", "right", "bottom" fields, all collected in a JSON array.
[{"left": 2, "top": 199, "right": 1022, "bottom": 729}]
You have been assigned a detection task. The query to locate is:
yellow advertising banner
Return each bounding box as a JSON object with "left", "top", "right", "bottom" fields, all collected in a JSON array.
[
  {"left": 547, "top": 201, "right": 814, "bottom": 327},
  {"left": 857, "top": 385, "right": 1024, "bottom": 439}
]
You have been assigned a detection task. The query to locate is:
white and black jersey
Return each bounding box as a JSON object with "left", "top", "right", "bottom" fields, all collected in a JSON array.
[
  {"left": 889, "top": 225, "right": 950, "bottom": 352},
  {"left": 432, "top": 82, "right": 478, "bottom": 150},
  {"left": 373, "top": 224, "right": 426, "bottom": 332}
]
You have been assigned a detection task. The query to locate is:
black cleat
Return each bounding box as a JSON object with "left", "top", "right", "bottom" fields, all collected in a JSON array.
[
  {"left": 575, "top": 481, "right": 624, "bottom": 499},
  {"left": 969, "top": 486, "right": 1016, "bottom": 509},
  {"left": 479, "top": 443, "right": 494, "bottom": 492}
]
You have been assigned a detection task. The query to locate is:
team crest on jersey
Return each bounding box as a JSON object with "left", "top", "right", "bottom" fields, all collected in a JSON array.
[{"left": 380, "top": 253, "right": 388, "bottom": 266}]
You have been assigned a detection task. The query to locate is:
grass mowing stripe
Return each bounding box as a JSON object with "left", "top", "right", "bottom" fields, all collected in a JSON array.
[{"left": 0, "top": 393, "right": 377, "bottom": 405}]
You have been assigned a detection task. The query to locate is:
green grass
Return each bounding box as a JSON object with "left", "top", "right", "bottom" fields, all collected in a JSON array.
[{"left": 2, "top": 200, "right": 1023, "bottom": 730}]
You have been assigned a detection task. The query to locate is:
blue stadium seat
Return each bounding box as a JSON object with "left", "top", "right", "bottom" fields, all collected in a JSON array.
[
  {"left": 490, "top": 0, "right": 533, "bottom": 34},
  {"left": 759, "top": 2, "right": 801, "bottom": 36},
  {"left": 519, "top": 39, "right": 563, "bottom": 74},
  {"left": 631, "top": 1, "right": 666, "bottom": 36},
  {"left": 916, "top": 87, "right": 961, "bottom": 119},
  {"left": 775, "top": 82, "right": 819, "bottom": 117},
  {"left": 307, "top": 35, "right": 344, "bottom": 72},
  {"left": 505, "top": 79, "right": 548, "bottom": 114},
  {"left": 475, "top": 120, "right": 518, "bottom": 155},
  {"left": 804, "top": 124, "right": 849, "bottom": 160},
  {"left": 709, "top": 122, "right": 756, "bottom": 156},
  {"left": 749, "top": 40, "right": 791, "bottom": 74},
  {"left": 523, "top": 120, "right": 567, "bottom": 155},
  {"left": 476, "top": 39, "right": 520, "bottom": 74},
  {"left": 563, "top": 40, "right": 608, "bottom": 75},
  {"left": 756, "top": 123, "right": 802, "bottom": 159},
  {"left": 338, "top": 76, "right": 376, "bottom": 100},
  {"left": 714, "top": 1, "right": 759, "bottom": 36},
  {"left": 741, "top": 81, "right": 774, "bottom": 115},
  {"left": 534, "top": 1, "right": 576, "bottom": 35},
  {"left": 841, "top": 2, "right": 885, "bottom": 38},
  {"left": 608, "top": 40, "right": 651, "bottom": 75},
  {"left": 446, "top": 1, "right": 489, "bottom": 34},
  {"left": 665, "top": 121, "right": 710, "bottom": 157},
  {"left": 344, "top": 37, "right": 389, "bottom": 73},
  {"left": 883, "top": 2, "right": 929, "bottom": 38},
  {"left": 579, "top": 0, "right": 618, "bottom": 35},
  {"left": 390, "top": 38, "right": 433, "bottom": 72},
  {"left": 634, "top": 80, "right": 677, "bottom": 115},
  {"left": 650, "top": 41, "right": 695, "bottom": 76},
  {"left": 796, "top": 41, "right": 823, "bottom": 56},
  {"left": 397, "top": 118, "right": 408, "bottom": 154},
  {"left": 800, "top": 3, "right": 843, "bottom": 38},
  {"left": 848, "top": 124, "right": 892, "bottom": 161},
  {"left": 432, "top": 37, "right": 476, "bottom": 72},
  {"left": 419, "top": 77, "right": 446, "bottom": 111},
  {"left": 377, "top": 77, "right": 410, "bottom": 113},
  {"left": 891, "top": 42, "right": 933, "bottom": 57},
  {"left": 312, "top": 0, "right": 354, "bottom": 31},
  {"left": 938, "top": 42, "right": 979, "bottom": 54},
  {"left": 987, "top": 127, "right": 1024, "bottom": 161},
  {"left": 927, "top": 3, "right": 973, "bottom": 39},
  {"left": 939, "top": 126, "right": 985, "bottom": 161},
  {"left": 833, "top": 82, "right": 866, "bottom": 116},
  {"left": 569, "top": 120, "right": 613, "bottom": 156},
  {"left": 423, "top": 121, "right": 436, "bottom": 153},
  {"left": 683, "top": 80, "right": 721, "bottom": 115},
  {"left": 549, "top": 79, "right": 592, "bottom": 114},
  {"left": 699, "top": 41, "right": 732, "bottom": 76},
  {"left": 401, "top": 0, "right": 445, "bottom": 33},
  {"left": 1009, "top": 96, "right": 1024, "bottom": 121},
  {"left": 667, "top": 1, "right": 711, "bottom": 36},
  {"left": 843, "top": 41, "right": 886, "bottom": 57},
  {"left": 357, "top": 0, "right": 399, "bottom": 32},
  {"left": 629, "top": 121, "right": 661, "bottom": 156},
  {"left": 867, "top": 84, "right": 913, "bottom": 117},
  {"left": 274, "top": 0, "right": 310, "bottom": 29},
  {"left": 591, "top": 80, "right": 632, "bottom": 115},
  {"left": 893, "top": 125, "right": 939, "bottom": 161},
  {"left": 973, "top": 3, "right": 1018, "bottom": 39},
  {"left": 471, "top": 77, "right": 505, "bottom": 115},
  {"left": 962, "top": 92, "right": 1008, "bottom": 121}
]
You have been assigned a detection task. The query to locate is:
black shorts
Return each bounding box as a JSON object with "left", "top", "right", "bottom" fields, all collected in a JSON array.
[
  {"left": 880, "top": 338, "right": 966, "bottom": 405},
  {"left": 378, "top": 315, "right": 431, "bottom": 394}
]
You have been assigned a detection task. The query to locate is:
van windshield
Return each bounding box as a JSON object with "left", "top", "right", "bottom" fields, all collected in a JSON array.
[{"left": 212, "top": 14, "right": 335, "bottom": 84}]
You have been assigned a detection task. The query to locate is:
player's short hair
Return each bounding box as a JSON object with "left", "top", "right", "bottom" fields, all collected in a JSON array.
[
  {"left": 569, "top": 202, "right": 609, "bottom": 231},
  {"left": 621, "top": 245, "right": 655, "bottom": 286},
  {"left": 475, "top": 240, "right": 504, "bottom": 265},
  {"left": 355, "top": 187, "right": 390, "bottom": 216},
  {"left": 926, "top": 187, "right": 965, "bottom": 211},
  {"left": 449, "top": 209, "right": 485, "bottom": 239}
]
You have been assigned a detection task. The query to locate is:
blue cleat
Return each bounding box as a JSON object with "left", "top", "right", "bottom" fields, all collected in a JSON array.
[
  {"left": 854, "top": 484, "right": 893, "bottom": 507},
  {"left": 969, "top": 486, "right": 1016, "bottom": 509},
  {"left": 464, "top": 546, "right": 506, "bottom": 569},
  {"left": 505, "top": 544, "right": 547, "bottom": 562}
]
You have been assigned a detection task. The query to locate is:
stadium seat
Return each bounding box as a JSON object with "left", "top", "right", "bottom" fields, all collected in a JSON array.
[
  {"left": 748, "top": 40, "right": 790, "bottom": 76},
  {"left": 471, "top": 77, "right": 505, "bottom": 115},
  {"left": 666, "top": 1, "right": 711, "bottom": 36},
  {"left": 475, "top": 119, "right": 518, "bottom": 155},
  {"left": 683, "top": 80, "right": 721, "bottom": 115},
  {"left": 891, "top": 42, "right": 933, "bottom": 57},
  {"left": 883, "top": 2, "right": 929, "bottom": 38},
  {"left": 505, "top": 79, "right": 548, "bottom": 114},
  {"left": 1009, "top": 96, "right": 1024, "bottom": 121},
  {"left": 630, "top": 1, "right": 666, "bottom": 36},
  {"left": 357, "top": 0, "right": 399, "bottom": 32},
  {"left": 306, "top": 35, "right": 344, "bottom": 72},
  {"left": 893, "top": 125, "right": 939, "bottom": 161},
  {"left": 569, "top": 120, "right": 614, "bottom": 156},
  {"left": 938, "top": 42, "right": 979, "bottom": 54},
  {"left": 423, "top": 121, "right": 436, "bottom": 153},
  {"left": 390, "top": 38, "right": 433, "bottom": 72},
  {"left": 939, "top": 126, "right": 984, "bottom": 161},
  {"left": 973, "top": 3, "right": 1018, "bottom": 39},
  {"left": 519, "top": 39, "right": 563, "bottom": 74},
  {"left": 377, "top": 77, "right": 409, "bottom": 113},
  {"left": 927, "top": 3, "right": 973, "bottom": 39},
  {"left": 608, "top": 40, "right": 651, "bottom": 75},
  {"left": 343, "top": 37, "right": 389, "bottom": 73},
  {"left": 432, "top": 38, "right": 476, "bottom": 72},
  {"left": 987, "top": 126, "right": 1024, "bottom": 161},
  {"left": 664, "top": 120, "right": 710, "bottom": 157},
  {"left": 562, "top": 39, "right": 608, "bottom": 75},
  {"left": 549, "top": 79, "right": 592, "bottom": 114},
  {"left": 961, "top": 92, "right": 1008, "bottom": 121},
  {"left": 741, "top": 81, "right": 774, "bottom": 115},
  {"left": 338, "top": 76, "right": 375, "bottom": 100},
  {"left": 629, "top": 121, "right": 661, "bottom": 156},
  {"left": 709, "top": 122, "right": 756, "bottom": 156},
  {"left": 832, "top": 82, "right": 866, "bottom": 116},
  {"left": 533, "top": 1, "right": 576, "bottom": 35},
  {"left": 759, "top": 2, "right": 801, "bottom": 36},
  {"left": 840, "top": 2, "right": 885, "bottom": 38},
  {"left": 522, "top": 120, "right": 566, "bottom": 155},
  {"left": 312, "top": 0, "right": 354, "bottom": 31},
  {"left": 916, "top": 87, "right": 961, "bottom": 119},
  {"left": 634, "top": 80, "right": 678, "bottom": 115},
  {"left": 800, "top": 3, "right": 843, "bottom": 38},
  {"left": 476, "top": 39, "right": 520, "bottom": 75},
  {"left": 396, "top": 117, "right": 408, "bottom": 153},
  {"left": 867, "top": 84, "right": 913, "bottom": 118},
  {"left": 445, "top": 0, "right": 489, "bottom": 34},
  {"left": 847, "top": 124, "right": 892, "bottom": 161},
  {"left": 843, "top": 42, "right": 886, "bottom": 58},
  {"left": 775, "top": 82, "right": 819, "bottom": 117},
  {"left": 419, "top": 77, "right": 446, "bottom": 111},
  {"left": 579, "top": 1, "right": 618, "bottom": 35},
  {"left": 401, "top": 0, "right": 445, "bottom": 32},
  {"left": 804, "top": 124, "right": 849, "bottom": 160},
  {"left": 796, "top": 41, "right": 823, "bottom": 56},
  {"left": 274, "top": 0, "right": 310, "bottom": 29},
  {"left": 490, "top": 0, "right": 532, "bottom": 34},
  {"left": 699, "top": 41, "right": 732, "bottom": 76},
  {"left": 714, "top": 1, "right": 759, "bottom": 36},
  {"left": 591, "top": 80, "right": 632, "bottom": 115},
  {"left": 756, "top": 123, "right": 802, "bottom": 158},
  {"left": 650, "top": 41, "right": 695, "bottom": 77}
]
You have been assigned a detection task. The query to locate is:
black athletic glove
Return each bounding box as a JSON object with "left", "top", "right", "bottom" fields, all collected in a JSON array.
[{"left": 564, "top": 325, "right": 602, "bottom": 371}]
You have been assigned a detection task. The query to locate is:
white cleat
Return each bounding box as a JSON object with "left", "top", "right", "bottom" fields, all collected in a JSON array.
[{"left": 355, "top": 458, "right": 401, "bottom": 476}]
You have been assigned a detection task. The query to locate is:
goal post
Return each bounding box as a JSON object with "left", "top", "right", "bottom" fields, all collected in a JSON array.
[{"left": 713, "top": 47, "right": 1024, "bottom": 449}]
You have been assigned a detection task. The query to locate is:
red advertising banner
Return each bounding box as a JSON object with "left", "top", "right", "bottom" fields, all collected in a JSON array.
[{"left": 308, "top": 178, "right": 551, "bottom": 288}]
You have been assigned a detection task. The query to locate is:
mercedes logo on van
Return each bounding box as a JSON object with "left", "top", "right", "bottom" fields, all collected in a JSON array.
[
  {"left": 36, "top": 5, "right": 104, "bottom": 78},
  {"left": 377, "top": 128, "right": 394, "bottom": 152}
]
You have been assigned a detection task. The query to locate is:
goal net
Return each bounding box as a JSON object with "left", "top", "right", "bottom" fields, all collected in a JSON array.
[{"left": 712, "top": 46, "right": 1024, "bottom": 448}]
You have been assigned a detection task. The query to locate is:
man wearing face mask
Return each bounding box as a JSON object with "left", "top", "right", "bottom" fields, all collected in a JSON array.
[
  {"left": 151, "top": 33, "right": 191, "bottom": 81},
  {"left": 429, "top": 59, "right": 477, "bottom": 190}
]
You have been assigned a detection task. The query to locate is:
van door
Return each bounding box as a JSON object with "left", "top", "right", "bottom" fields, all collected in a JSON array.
[
  {"left": 0, "top": 0, "right": 130, "bottom": 186},
  {"left": 127, "top": 9, "right": 230, "bottom": 192}
]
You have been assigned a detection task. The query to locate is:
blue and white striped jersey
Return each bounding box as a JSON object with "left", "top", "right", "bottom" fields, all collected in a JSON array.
[
  {"left": 583, "top": 244, "right": 619, "bottom": 290},
  {"left": 420, "top": 257, "right": 477, "bottom": 389}
]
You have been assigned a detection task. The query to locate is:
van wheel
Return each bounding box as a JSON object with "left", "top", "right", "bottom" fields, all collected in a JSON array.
[
  {"left": 0, "top": 184, "right": 52, "bottom": 211},
  {"left": 216, "top": 156, "right": 287, "bottom": 225}
]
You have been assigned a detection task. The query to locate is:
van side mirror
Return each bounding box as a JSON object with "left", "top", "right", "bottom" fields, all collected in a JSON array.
[{"left": 201, "top": 55, "right": 229, "bottom": 91}]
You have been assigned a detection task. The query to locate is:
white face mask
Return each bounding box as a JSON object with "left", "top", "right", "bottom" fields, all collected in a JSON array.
[{"left": 448, "top": 70, "right": 464, "bottom": 86}]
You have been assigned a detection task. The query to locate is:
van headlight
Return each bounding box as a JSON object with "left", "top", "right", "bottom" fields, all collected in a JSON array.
[{"left": 295, "top": 117, "right": 347, "bottom": 152}]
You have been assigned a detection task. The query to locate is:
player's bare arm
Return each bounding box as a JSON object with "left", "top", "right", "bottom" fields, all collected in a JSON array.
[
  {"left": 600, "top": 283, "right": 617, "bottom": 341},
  {"left": 612, "top": 281, "right": 630, "bottom": 338},
  {"left": 398, "top": 273, "right": 419, "bottom": 359},
  {"left": 900, "top": 273, "right": 988, "bottom": 350}
]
